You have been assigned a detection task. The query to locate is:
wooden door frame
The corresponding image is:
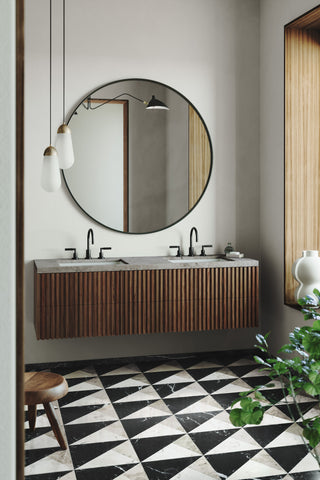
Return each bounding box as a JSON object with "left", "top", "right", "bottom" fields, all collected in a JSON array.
[{"left": 16, "top": 0, "right": 24, "bottom": 478}]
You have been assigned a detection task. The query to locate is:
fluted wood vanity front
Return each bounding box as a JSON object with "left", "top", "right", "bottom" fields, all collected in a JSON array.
[{"left": 34, "top": 257, "right": 259, "bottom": 340}]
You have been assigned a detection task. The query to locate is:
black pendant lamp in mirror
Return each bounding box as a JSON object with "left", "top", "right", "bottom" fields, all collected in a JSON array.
[
  {"left": 41, "top": 0, "right": 61, "bottom": 192},
  {"left": 145, "top": 95, "right": 169, "bottom": 110},
  {"left": 55, "top": 0, "right": 74, "bottom": 169}
]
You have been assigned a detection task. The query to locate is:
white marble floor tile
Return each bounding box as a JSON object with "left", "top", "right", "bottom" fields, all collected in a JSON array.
[
  {"left": 144, "top": 361, "right": 183, "bottom": 372},
  {"left": 132, "top": 415, "right": 186, "bottom": 439},
  {"left": 101, "top": 364, "right": 142, "bottom": 376},
  {"left": 109, "top": 373, "right": 150, "bottom": 389},
  {"left": 123, "top": 399, "right": 172, "bottom": 419},
  {"left": 213, "top": 378, "right": 253, "bottom": 394},
  {"left": 207, "top": 429, "right": 261, "bottom": 454},
  {"left": 199, "top": 368, "right": 239, "bottom": 382},
  {"left": 171, "top": 456, "right": 221, "bottom": 479},
  {"left": 68, "top": 376, "right": 104, "bottom": 392},
  {"left": 289, "top": 451, "right": 320, "bottom": 473},
  {"left": 188, "top": 361, "right": 223, "bottom": 369},
  {"left": 190, "top": 410, "right": 240, "bottom": 433},
  {"left": 77, "top": 440, "right": 139, "bottom": 469},
  {"left": 71, "top": 420, "right": 128, "bottom": 445},
  {"left": 178, "top": 395, "right": 223, "bottom": 415},
  {"left": 142, "top": 434, "right": 202, "bottom": 462},
  {"left": 227, "top": 450, "right": 286, "bottom": 480},
  {"left": 115, "top": 462, "right": 149, "bottom": 479},
  {"left": 265, "top": 423, "right": 305, "bottom": 448},
  {"left": 64, "top": 367, "right": 98, "bottom": 379},
  {"left": 61, "top": 389, "right": 111, "bottom": 408},
  {"left": 66, "top": 403, "right": 119, "bottom": 425},
  {"left": 165, "top": 382, "right": 208, "bottom": 398},
  {"left": 25, "top": 430, "right": 62, "bottom": 450},
  {"left": 114, "top": 385, "right": 161, "bottom": 403},
  {"left": 25, "top": 449, "right": 74, "bottom": 476},
  {"left": 154, "top": 370, "right": 195, "bottom": 384}
]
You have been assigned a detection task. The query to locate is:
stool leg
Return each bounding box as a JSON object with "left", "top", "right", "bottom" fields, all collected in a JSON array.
[
  {"left": 43, "top": 402, "right": 67, "bottom": 450},
  {"left": 28, "top": 405, "right": 37, "bottom": 431}
]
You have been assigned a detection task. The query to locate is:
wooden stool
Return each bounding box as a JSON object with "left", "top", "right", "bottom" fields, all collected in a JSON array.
[{"left": 25, "top": 372, "right": 68, "bottom": 450}]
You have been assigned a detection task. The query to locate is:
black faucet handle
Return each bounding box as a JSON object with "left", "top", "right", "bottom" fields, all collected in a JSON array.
[
  {"left": 99, "top": 247, "right": 112, "bottom": 259},
  {"left": 65, "top": 248, "right": 78, "bottom": 260},
  {"left": 169, "top": 245, "right": 181, "bottom": 257},
  {"left": 200, "top": 244, "right": 213, "bottom": 256}
]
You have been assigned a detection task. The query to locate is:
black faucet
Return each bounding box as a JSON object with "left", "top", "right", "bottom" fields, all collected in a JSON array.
[
  {"left": 85, "top": 228, "right": 94, "bottom": 259},
  {"left": 188, "top": 227, "right": 198, "bottom": 256}
]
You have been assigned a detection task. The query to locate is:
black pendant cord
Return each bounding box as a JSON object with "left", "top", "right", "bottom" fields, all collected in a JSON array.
[
  {"left": 62, "top": 0, "right": 66, "bottom": 124},
  {"left": 49, "top": 0, "right": 52, "bottom": 145}
]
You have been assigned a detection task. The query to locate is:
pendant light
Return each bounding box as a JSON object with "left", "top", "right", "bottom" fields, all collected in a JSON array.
[
  {"left": 55, "top": 0, "right": 74, "bottom": 169},
  {"left": 41, "top": 0, "right": 61, "bottom": 192}
]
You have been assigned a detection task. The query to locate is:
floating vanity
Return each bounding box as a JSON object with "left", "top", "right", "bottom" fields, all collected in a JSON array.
[{"left": 34, "top": 256, "right": 259, "bottom": 340}]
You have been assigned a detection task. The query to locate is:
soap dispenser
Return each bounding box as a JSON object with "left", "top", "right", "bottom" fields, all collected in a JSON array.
[{"left": 224, "top": 242, "right": 234, "bottom": 255}]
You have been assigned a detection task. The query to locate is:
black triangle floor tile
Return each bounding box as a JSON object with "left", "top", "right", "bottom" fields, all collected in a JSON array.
[
  {"left": 291, "top": 472, "right": 320, "bottom": 479},
  {"left": 64, "top": 421, "right": 112, "bottom": 444},
  {"left": 137, "top": 359, "right": 183, "bottom": 373},
  {"left": 153, "top": 382, "right": 193, "bottom": 398},
  {"left": 265, "top": 444, "right": 310, "bottom": 472},
  {"left": 143, "top": 456, "right": 200, "bottom": 480},
  {"left": 58, "top": 390, "right": 103, "bottom": 407},
  {"left": 243, "top": 375, "right": 273, "bottom": 388},
  {"left": 131, "top": 434, "right": 183, "bottom": 461},
  {"left": 106, "top": 385, "right": 148, "bottom": 403},
  {"left": 25, "top": 447, "right": 61, "bottom": 467},
  {"left": 25, "top": 426, "right": 52, "bottom": 443},
  {"left": 143, "top": 370, "right": 185, "bottom": 385},
  {"left": 69, "top": 440, "right": 125, "bottom": 469},
  {"left": 59, "top": 404, "right": 105, "bottom": 425},
  {"left": 185, "top": 367, "right": 222, "bottom": 382},
  {"left": 206, "top": 449, "right": 261, "bottom": 477},
  {"left": 227, "top": 364, "right": 259, "bottom": 377},
  {"left": 75, "top": 464, "right": 135, "bottom": 480},
  {"left": 112, "top": 399, "right": 155, "bottom": 419},
  {"left": 121, "top": 416, "right": 170, "bottom": 438},
  {"left": 211, "top": 392, "right": 246, "bottom": 409},
  {"left": 276, "top": 402, "right": 319, "bottom": 422},
  {"left": 65, "top": 376, "right": 97, "bottom": 388},
  {"left": 190, "top": 429, "right": 238, "bottom": 454},
  {"left": 25, "top": 471, "right": 73, "bottom": 480},
  {"left": 259, "top": 388, "right": 286, "bottom": 405},
  {"left": 198, "top": 378, "right": 236, "bottom": 394},
  {"left": 163, "top": 396, "right": 207, "bottom": 415},
  {"left": 245, "top": 423, "right": 292, "bottom": 448},
  {"left": 175, "top": 411, "right": 219, "bottom": 433},
  {"left": 99, "top": 373, "right": 140, "bottom": 389}
]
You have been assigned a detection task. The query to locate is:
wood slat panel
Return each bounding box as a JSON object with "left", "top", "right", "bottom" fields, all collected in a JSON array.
[
  {"left": 285, "top": 27, "right": 320, "bottom": 304},
  {"left": 34, "top": 266, "right": 259, "bottom": 339},
  {"left": 188, "top": 105, "right": 211, "bottom": 209}
]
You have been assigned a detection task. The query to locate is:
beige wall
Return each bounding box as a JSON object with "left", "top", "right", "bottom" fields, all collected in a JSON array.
[
  {"left": 25, "top": 0, "right": 262, "bottom": 364},
  {"left": 0, "top": 0, "right": 16, "bottom": 477},
  {"left": 260, "top": 0, "right": 320, "bottom": 352}
]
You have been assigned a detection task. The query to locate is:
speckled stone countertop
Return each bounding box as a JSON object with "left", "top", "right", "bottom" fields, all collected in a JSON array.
[{"left": 34, "top": 256, "right": 259, "bottom": 274}]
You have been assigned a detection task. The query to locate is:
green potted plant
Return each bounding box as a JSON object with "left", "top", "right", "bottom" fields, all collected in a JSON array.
[{"left": 229, "top": 289, "right": 320, "bottom": 466}]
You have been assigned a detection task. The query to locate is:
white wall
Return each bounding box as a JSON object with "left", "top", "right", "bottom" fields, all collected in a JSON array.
[
  {"left": 25, "top": 0, "right": 260, "bottom": 364},
  {"left": 0, "top": 1, "right": 16, "bottom": 477},
  {"left": 260, "top": 0, "right": 320, "bottom": 352}
]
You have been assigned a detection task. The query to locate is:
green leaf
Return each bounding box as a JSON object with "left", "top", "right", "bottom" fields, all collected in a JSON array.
[
  {"left": 303, "top": 420, "right": 320, "bottom": 448},
  {"left": 242, "top": 408, "right": 264, "bottom": 425},
  {"left": 253, "top": 355, "right": 271, "bottom": 367},
  {"left": 229, "top": 408, "right": 246, "bottom": 427},
  {"left": 312, "top": 320, "right": 320, "bottom": 331}
]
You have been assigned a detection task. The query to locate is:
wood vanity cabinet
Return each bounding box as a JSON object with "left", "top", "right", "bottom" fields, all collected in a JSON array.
[{"left": 34, "top": 266, "right": 259, "bottom": 340}]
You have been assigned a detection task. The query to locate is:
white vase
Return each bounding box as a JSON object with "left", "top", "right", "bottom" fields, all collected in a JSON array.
[{"left": 292, "top": 250, "right": 320, "bottom": 301}]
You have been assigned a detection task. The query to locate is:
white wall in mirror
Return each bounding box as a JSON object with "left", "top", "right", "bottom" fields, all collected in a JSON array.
[{"left": 25, "top": 0, "right": 261, "bottom": 364}]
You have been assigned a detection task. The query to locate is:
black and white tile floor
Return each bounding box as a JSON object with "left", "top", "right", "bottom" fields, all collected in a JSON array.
[{"left": 25, "top": 350, "right": 320, "bottom": 479}]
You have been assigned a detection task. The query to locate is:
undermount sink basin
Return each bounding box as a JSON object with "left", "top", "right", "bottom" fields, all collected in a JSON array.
[
  {"left": 168, "top": 257, "right": 225, "bottom": 264},
  {"left": 58, "top": 259, "right": 128, "bottom": 267}
]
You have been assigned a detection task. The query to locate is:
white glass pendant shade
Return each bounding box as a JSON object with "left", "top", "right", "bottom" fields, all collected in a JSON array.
[
  {"left": 56, "top": 123, "right": 75, "bottom": 169},
  {"left": 41, "top": 146, "right": 61, "bottom": 192}
]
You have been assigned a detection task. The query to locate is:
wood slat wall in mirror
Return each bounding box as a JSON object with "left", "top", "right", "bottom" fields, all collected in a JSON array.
[
  {"left": 188, "top": 105, "right": 211, "bottom": 209},
  {"left": 285, "top": 8, "right": 320, "bottom": 305},
  {"left": 34, "top": 266, "right": 259, "bottom": 339}
]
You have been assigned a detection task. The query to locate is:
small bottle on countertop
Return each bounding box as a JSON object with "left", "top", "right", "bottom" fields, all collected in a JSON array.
[{"left": 224, "top": 242, "right": 234, "bottom": 255}]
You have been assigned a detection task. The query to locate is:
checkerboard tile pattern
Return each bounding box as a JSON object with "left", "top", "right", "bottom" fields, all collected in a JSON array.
[{"left": 25, "top": 352, "right": 320, "bottom": 479}]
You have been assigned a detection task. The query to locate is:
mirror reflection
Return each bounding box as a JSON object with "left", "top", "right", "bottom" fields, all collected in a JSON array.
[{"left": 63, "top": 79, "right": 213, "bottom": 234}]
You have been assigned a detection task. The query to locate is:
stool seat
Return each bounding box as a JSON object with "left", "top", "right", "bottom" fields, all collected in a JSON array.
[{"left": 24, "top": 372, "right": 68, "bottom": 449}]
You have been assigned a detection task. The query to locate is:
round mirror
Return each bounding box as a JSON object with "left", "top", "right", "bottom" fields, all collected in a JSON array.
[{"left": 63, "top": 78, "right": 213, "bottom": 234}]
